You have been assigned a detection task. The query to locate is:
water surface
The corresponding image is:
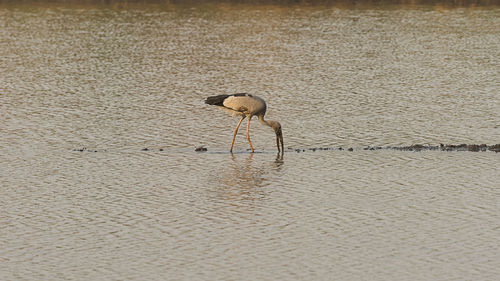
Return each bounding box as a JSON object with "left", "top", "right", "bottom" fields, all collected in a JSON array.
[{"left": 1, "top": 3, "right": 499, "bottom": 280}]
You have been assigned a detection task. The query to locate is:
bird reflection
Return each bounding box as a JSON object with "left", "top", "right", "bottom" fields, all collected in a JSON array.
[
  {"left": 225, "top": 153, "right": 261, "bottom": 189},
  {"left": 216, "top": 153, "right": 284, "bottom": 202}
]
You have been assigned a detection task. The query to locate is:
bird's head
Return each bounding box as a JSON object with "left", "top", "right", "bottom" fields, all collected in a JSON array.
[{"left": 268, "top": 121, "right": 284, "bottom": 153}]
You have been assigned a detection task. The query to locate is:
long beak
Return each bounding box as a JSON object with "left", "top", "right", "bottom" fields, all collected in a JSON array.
[{"left": 276, "top": 130, "right": 284, "bottom": 153}]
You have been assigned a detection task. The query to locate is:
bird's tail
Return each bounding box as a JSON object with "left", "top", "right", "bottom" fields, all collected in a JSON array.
[{"left": 205, "top": 95, "right": 229, "bottom": 106}]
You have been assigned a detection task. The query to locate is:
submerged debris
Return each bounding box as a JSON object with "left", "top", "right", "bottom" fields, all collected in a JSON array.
[
  {"left": 73, "top": 147, "right": 98, "bottom": 152},
  {"left": 488, "top": 144, "right": 500, "bottom": 152},
  {"left": 287, "top": 144, "right": 500, "bottom": 153},
  {"left": 393, "top": 144, "right": 494, "bottom": 152},
  {"left": 70, "top": 144, "right": 499, "bottom": 153}
]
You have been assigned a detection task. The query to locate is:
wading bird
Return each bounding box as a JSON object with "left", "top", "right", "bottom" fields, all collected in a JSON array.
[{"left": 205, "top": 93, "right": 284, "bottom": 153}]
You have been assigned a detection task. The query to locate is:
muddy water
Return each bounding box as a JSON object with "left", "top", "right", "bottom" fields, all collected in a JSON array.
[{"left": 1, "top": 3, "right": 499, "bottom": 280}]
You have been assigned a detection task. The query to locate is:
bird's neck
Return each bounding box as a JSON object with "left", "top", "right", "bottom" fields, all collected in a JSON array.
[{"left": 258, "top": 114, "right": 272, "bottom": 127}]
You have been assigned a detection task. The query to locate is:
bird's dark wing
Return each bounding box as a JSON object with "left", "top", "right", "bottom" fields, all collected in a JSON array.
[
  {"left": 205, "top": 95, "right": 229, "bottom": 106},
  {"left": 205, "top": 93, "right": 254, "bottom": 106}
]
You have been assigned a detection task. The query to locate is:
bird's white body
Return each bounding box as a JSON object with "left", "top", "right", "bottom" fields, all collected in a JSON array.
[
  {"left": 205, "top": 93, "right": 283, "bottom": 153},
  {"left": 222, "top": 94, "right": 267, "bottom": 118}
]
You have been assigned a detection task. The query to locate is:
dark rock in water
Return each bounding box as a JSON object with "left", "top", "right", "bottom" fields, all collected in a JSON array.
[
  {"left": 412, "top": 144, "right": 424, "bottom": 151},
  {"left": 348, "top": 148, "right": 353, "bottom": 151},
  {"left": 159, "top": 148, "right": 164, "bottom": 151},
  {"left": 141, "top": 148, "right": 149, "bottom": 151},
  {"left": 195, "top": 146, "right": 207, "bottom": 152}
]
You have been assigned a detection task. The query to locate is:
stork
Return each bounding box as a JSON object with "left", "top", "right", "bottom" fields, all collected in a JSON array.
[{"left": 205, "top": 93, "right": 284, "bottom": 153}]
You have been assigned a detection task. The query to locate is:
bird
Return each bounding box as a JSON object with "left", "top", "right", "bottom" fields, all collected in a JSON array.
[{"left": 205, "top": 93, "right": 284, "bottom": 153}]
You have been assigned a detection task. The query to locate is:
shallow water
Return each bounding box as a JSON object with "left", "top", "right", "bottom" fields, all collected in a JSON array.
[{"left": 1, "top": 3, "right": 499, "bottom": 280}]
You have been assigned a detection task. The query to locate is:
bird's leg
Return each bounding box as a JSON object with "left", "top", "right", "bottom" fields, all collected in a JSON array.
[
  {"left": 230, "top": 116, "right": 245, "bottom": 152},
  {"left": 276, "top": 135, "right": 281, "bottom": 153},
  {"left": 245, "top": 117, "right": 255, "bottom": 153}
]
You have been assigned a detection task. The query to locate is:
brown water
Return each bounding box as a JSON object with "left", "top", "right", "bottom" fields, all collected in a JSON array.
[{"left": 1, "top": 3, "right": 499, "bottom": 280}]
